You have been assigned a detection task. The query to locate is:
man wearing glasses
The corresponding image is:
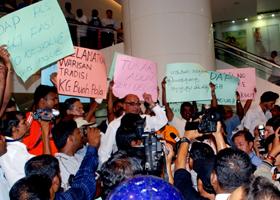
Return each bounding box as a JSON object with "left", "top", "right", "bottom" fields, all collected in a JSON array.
[{"left": 98, "top": 93, "right": 168, "bottom": 164}]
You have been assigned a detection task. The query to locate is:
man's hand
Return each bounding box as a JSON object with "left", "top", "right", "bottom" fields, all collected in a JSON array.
[
  {"left": 184, "top": 129, "right": 202, "bottom": 141},
  {"left": 209, "top": 82, "right": 216, "bottom": 93},
  {"left": 50, "top": 72, "right": 57, "bottom": 88},
  {"left": 87, "top": 127, "right": 101, "bottom": 148},
  {"left": 161, "top": 77, "right": 167, "bottom": 89},
  {"left": 143, "top": 93, "right": 155, "bottom": 108},
  {"left": 0, "top": 45, "right": 11, "bottom": 69}
]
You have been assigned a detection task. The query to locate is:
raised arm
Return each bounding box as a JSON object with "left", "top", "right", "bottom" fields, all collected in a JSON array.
[
  {"left": 236, "top": 92, "right": 245, "bottom": 120},
  {"left": 107, "top": 80, "right": 115, "bottom": 123},
  {"left": 209, "top": 82, "right": 218, "bottom": 108},
  {"left": 0, "top": 45, "right": 12, "bottom": 117},
  {"left": 161, "top": 77, "right": 174, "bottom": 121}
]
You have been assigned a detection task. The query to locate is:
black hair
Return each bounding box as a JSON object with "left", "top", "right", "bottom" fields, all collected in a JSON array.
[
  {"left": 33, "top": 85, "right": 57, "bottom": 107},
  {"left": 0, "top": 111, "right": 25, "bottom": 137},
  {"left": 65, "top": 2, "right": 72, "bottom": 12},
  {"left": 100, "top": 153, "right": 143, "bottom": 199},
  {"left": 244, "top": 176, "right": 280, "bottom": 200},
  {"left": 116, "top": 113, "right": 144, "bottom": 151},
  {"left": 52, "top": 119, "right": 77, "bottom": 150},
  {"left": 61, "top": 98, "right": 80, "bottom": 118},
  {"left": 106, "top": 9, "right": 112, "bottom": 14},
  {"left": 214, "top": 148, "right": 253, "bottom": 193},
  {"left": 232, "top": 130, "right": 254, "bottom": 143},
  {"left": 9, "top": 174, "right": 51, "bottom": 200},
  {"left": 189, "top": 142, "right": 215, "bottom": 194},
  {"left": 25, "top": 154, "right": 60, "bottom": 180},
  {"left": 76, "top": 8, "right": 83, "bottom": 17},
  {"left": 260, "top": 91, "right": 279, "bottom": 103},
  {"left": 92, "top": 9, "right": 99, "bottom": 17},
  {"left": 189, "top": 142, "right": 215, "bottom": 160},
  {"left": 266, "top": 116, "right": 280, "bottom": 131},
  {"left": 180, "top": 102, "right": 194, "bottom": 115}
]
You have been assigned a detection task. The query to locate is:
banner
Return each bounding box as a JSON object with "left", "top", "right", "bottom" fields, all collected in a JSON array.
[
  {"left": 0, "top": 0, "right": 74, "bottom": 81},
  {"left": 218, "top": 68, "right": 256, "bottom": 100},
  {"left": 112, "top": 54, "right": 158, "bottom": 101},
  {"left": 41, "top": 64, "right": 90, "bottom": 103},
  {"left": 208, "top": 71, "right": 239, "bottom": 105},
  {"left": 166, "top": 63, "right": 211, "bottom": 102},
  {"left": 57, "top": 46, "right": 107, "bottom": 99}
]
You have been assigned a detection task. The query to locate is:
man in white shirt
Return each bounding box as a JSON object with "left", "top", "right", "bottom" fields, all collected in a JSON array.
[
  {"left": 241, "top": 91, "right": 279, "bottom": 135},
  {"left": 0, "top": 112, "right": 34, "bottom": 187},
  {"left": 98, "top": 93, "right": 168, "bottom": 164},
  {"left": 52, "top": 119, "right": 85, "bottom": 190},
  {"left": 101, "top": 9, "right": 119, "bottom": 47}
]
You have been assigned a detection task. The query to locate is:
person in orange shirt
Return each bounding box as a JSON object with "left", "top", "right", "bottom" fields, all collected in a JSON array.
[{"left": 23, "top": 85, "right": 59, "bottom": 155}]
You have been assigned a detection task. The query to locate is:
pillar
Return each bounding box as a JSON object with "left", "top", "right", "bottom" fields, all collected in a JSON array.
[{"left": 122, "top": 0, "right": 215, "bottom": 83}]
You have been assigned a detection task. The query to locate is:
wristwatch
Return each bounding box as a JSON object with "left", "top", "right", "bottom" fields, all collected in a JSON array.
[{"left": 180, "top": 137, "right": 191, "bottom": 144}]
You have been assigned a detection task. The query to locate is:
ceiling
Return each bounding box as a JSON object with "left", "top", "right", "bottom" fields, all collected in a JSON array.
[{"left": 115, "top": 0, "right": 280, "bottom": 23}]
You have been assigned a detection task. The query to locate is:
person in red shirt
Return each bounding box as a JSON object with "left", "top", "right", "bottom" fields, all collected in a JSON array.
[{"left": 23, "top": 85, "right": 59, "bottom": 155}]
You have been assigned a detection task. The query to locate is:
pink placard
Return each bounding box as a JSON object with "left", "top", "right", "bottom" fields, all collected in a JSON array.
[
  {"left": 113, "top": 54, "right": 158, "bottom": 101},
  {"left": 218, "top": 68, "right": 256, "bottom": 100},
  {"left": 57, "top": 46, "right": 107, "bottom": 99}
]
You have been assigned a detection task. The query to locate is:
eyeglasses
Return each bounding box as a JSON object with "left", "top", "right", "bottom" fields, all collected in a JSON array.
[{"left": 124, "top": 102, "right": 141, "bottom": 106}]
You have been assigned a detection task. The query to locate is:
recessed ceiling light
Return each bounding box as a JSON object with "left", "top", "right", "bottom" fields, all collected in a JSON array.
[
  {"left": 257, "top": 15, "right": 262, "bottom": 20},
  {"left": 232, "top": 20, "right": 235, "bottom": 23},
  {"left": 272, "top": 14, "right": 275, "bottom": 17},
  {"left": 245, "top": 18, "right": 248, "bottom": 21}
]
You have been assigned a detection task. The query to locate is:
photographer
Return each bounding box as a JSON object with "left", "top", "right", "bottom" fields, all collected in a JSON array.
[
  {"left": 22, "top": 85, "right": 59, "bottom": 155},
  {"left": 254, "top": 116, "right": 280, "bottom": 189}
]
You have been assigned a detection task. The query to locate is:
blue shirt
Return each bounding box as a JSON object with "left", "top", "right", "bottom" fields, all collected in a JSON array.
[
  {"left": 249, "top": 152, "right": 262, "bottom": 167},
  {"left": 55, "top": 146, "right": 98, "bottom": 200}
]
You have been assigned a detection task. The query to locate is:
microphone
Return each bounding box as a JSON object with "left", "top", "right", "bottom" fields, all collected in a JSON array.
[{"left": 170, "top": 132, "right": 180, "bottom": 143}]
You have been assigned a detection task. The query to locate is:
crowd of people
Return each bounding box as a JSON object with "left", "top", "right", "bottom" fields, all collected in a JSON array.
[{"left": 0, "top": 40, "right": 280, "bottom": 200}]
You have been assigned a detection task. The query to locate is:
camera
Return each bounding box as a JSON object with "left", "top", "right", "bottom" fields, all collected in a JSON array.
[
  {"left": 185, "top": 108, "right": 221, "bottom": 134},
  {"left": 33, "top": 109, "right": 60, "bottom": 121},
  {"left": 142, "top": 130, "right": 164, "bottom": 173}
]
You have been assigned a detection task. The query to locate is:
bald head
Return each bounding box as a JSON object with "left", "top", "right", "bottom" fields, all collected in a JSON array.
[{"left": 123, "top": 94, "right": 141, "bottom": 114}]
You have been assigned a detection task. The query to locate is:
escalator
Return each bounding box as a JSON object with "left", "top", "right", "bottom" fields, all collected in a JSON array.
[{"left": 214, "top": 39, "right": 280, "bottom": 84}]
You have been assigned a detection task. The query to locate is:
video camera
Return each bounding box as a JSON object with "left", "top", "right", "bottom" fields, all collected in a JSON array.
[
  {"left": 185, "top": 108, "right": 221, "bottom": 134},
  {"left": 33, "top": 108, "right": 60, "bottom": 121},
  {"left": 134, "top": 118, "right": 164, "bottom": 174}
]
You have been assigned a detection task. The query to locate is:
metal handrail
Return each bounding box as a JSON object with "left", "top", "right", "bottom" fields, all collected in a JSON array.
[
  {"left": 215, "top": 46, "right": 272, "bottom": 74},
  {"left": 214, "top": 39, "right": 280, "bottom": 70}
]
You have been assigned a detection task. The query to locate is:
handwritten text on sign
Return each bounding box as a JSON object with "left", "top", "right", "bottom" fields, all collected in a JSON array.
[
  {"left": 0, "top": 0, "right": 74, "bottom": 81},
  {"left": 112, "top": 54, "right": 158, "bottom": 101},
  {"left": 166, "top": 63, "right": 211, "bottom": 103},
  {"left": 209, "top": 71, "right": 239, "bottom": 105},
  {"left": 57, "top": 47, "right": 107, "bottom": 99},
  {"left": 218, "top": 68, "right": 256, "bottom": 100}
]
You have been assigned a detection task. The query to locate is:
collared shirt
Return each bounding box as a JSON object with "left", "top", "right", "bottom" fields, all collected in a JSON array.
[
  {"left": 55, "top": 152, "right": 84, "bottom": 190},
  {"left": 169, "top": 116, "right": 187, "bottom": 137},
  {"left": 0, "top": 137, "right": 34, "bottom": 187},
  {"left": 249, "top": 152, "right": 262, "bottom": 167},
  {"left": 55, "top": 146, "right": 98, "bottom": 200},
  {"left": 0, "top": 166, "right": 9, "bottom": 200},
  {"left": 241, "top": 105, "right": 271, "bottom": 135},
  {"left": 215, "top": 193, "right": 231, "bottom": 200},
  {"left": 98, "top": 105, "right": 168, "bottom": 164}
]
